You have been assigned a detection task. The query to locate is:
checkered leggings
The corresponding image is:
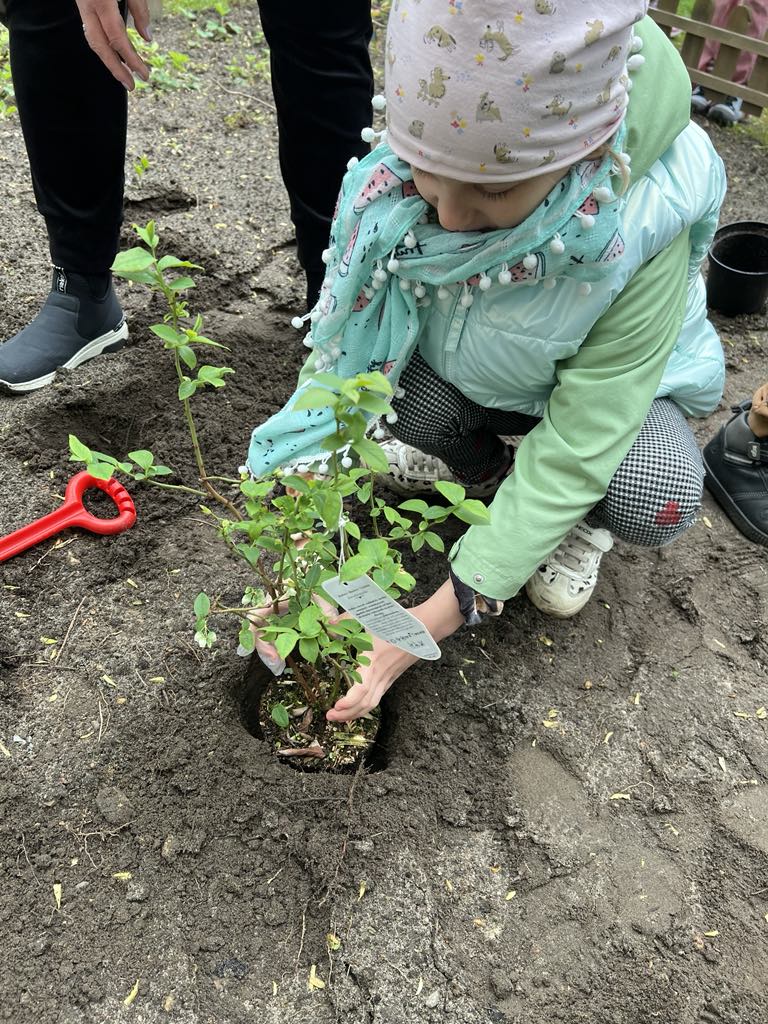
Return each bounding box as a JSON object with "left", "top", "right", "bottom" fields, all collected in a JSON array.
[{"left": 390, "top": 351, "right": 704, "bottom": 547}]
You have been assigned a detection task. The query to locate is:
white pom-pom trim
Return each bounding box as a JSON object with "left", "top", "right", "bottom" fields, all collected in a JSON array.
[
  {"left": 361, "top": 126, "right": 376, "bottom": 143},
  {"left": 347, "top": 156, "right": 359, "bottom": 170},
  {"left": 371, "top": 94, "right": 387, "bottom": 111},
  {"left": 404, "top": 231, "right": 417, "bottom": 247},
  {"left": 478, "top": 274, "right": 493, "bottom": 291},
  {"left": 386, "top": 412, "right": 399, "bottom": 424},
  {"left": 523, "top": 253, "right": 538, "bottom": 271},
  {"left": 341, "top": 456, "right": 354, "bottom": 469},
  {"left": 543, "top": 277, "right": 557, "bottom": 290},
  {"left": 630, "top": 35, "right": 643, "bottom": 53},
  {"left": 373, "top": 427, "right": 387, "bottom": 440},
  {"left": 399, "top": 279, "right": 411, "bottom": 291},
  {"left": 578, "top": 282, "right": 592, "bottom": 296},
  {"left": 627, "top": 54, "right": 645, "bottom": 71},
  {"left": 592, "top": 186, "right": 614, "bottom": 203},
  {"left": 414, "top": 283, "right": 426, "bottom": 298},
  {"left": 549, "top": 235, "right": 565, "bottom": 255},
  {"left": 387, "top": 257, "right": 400, "bottom": 272},
  {"left": 498, "top": 264, "right": 512, "bottom": 285},
  {"left": 437, "top": 286, "right": 451, "bottom": 299}
]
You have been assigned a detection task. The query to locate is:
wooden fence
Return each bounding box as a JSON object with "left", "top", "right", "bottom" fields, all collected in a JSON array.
[{"left": 650, "top": 0, "right": 768, "bottom": 115}]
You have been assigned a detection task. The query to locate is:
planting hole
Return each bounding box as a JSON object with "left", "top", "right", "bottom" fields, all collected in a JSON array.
[{"left": 236, "top": 654, "right": 390, "bottom": 774}]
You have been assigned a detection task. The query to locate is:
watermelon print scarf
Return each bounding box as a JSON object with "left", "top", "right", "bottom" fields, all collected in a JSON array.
[{"left": 246, "top": 130, "right": 627, "bottom": 477}]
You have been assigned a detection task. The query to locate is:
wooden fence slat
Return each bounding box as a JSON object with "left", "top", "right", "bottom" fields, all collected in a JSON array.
[
  {"left": 650, "top": 9, "right": 768, "bottom": 58},
  {"left": 650, "top": 3, "right": 768, "bottom": 115},
  {"left": 679, "top": 0, "right": 712, "bottom": 70}
]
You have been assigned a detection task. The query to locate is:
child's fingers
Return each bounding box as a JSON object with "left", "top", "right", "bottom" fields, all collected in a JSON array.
[
  {"left": 326, "top": 681, "right": 380, "bottom": 722},
  {"left": 255, "top": 638, "right": 286, "bottom": 676}
]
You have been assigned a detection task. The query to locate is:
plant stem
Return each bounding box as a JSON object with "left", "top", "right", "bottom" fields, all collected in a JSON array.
[
  {"left": 173, "top": 349, "right": 242, "bottom": 521},
  {"left": 143, "top": 479, "right": 209, "bottom": 497}
]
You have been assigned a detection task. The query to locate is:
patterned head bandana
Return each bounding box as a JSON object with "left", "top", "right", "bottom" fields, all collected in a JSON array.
[{"left": 385, "top": 0, "right": 648, "bottom": 182}]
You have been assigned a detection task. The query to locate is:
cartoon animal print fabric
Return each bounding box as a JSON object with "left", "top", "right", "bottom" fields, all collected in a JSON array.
[{"left": 384, "top": 0, "right": 648, "bottom": 182}]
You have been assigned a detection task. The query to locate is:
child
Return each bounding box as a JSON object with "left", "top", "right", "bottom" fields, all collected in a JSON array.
[{"left": 247, "top": 1, "right": 727, "bottom": 723}]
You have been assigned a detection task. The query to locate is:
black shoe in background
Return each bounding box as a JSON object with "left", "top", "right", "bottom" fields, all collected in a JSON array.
[{"left": 703, "top": 404, "right": 768, "bottom": 546}]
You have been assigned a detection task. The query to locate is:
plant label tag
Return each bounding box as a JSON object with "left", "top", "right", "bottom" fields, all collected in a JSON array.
[{"left": 322, "top": 575, "right": 441, "bottom": 660}]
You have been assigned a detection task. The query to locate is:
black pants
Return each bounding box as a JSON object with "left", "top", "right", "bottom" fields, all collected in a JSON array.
[{"left": 5, "top": 0, "right": 373, "bottom": 304}]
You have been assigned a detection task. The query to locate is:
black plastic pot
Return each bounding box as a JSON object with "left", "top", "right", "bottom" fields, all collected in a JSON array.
[{"left": 706, "top": 221, "right": 768, "bottom": 316}]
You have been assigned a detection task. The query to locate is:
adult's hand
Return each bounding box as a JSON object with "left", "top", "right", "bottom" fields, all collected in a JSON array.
[
  {"left": 77, "top": 0, "right": 152, "bottom": 91},
  {"left": 326, "top": 578, "right": 465, "bottom": 723}
]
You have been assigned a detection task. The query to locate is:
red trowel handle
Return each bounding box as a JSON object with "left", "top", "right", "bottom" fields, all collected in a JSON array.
[{"left": 0, "top": 473, "right": 137, "bottom": 563}]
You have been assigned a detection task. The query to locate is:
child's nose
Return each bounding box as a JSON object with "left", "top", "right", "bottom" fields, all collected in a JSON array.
[{"left": 435, "top": 196, "right": 477, "bottom": 232}]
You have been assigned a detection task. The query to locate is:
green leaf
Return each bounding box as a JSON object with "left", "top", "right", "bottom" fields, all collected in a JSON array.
[
  {"left": 398, "top": 498, "right": 429, "bottom": 514},
  {"left": 193, "top": 592, "right": 210, "bottom": 618},
  {"left": 358, "top": 538, "right": 389, "bottom": 564},
  {"left": 412, "top": 534, "right": 425, "bottom": 551},
  {"left": 238, "top": 622, "right": 255, "bottom": 653},
  {"left": 353, "top": 371, "right": 393, "bottom": 396},
  {"left": 157, "top": 255, "right": 198, "bottom": 271},
  {"left": 274, "top": 630, "right": 299, "bottom": 659},
  {"left": 86, "top": 461, "right": 116, "bottom": 481},
  {"left": 314, "top": 489, "right": 343, "bottom": 531},
  {"left": 339, "top": 552, "right": 375, "bottom": 582},
  {"left": 299, "top": 636, "right": 320, "bottom": 663},
  {"left": 352, "top": 437, "right": 389, "bottom": 472},
  {"left": 270, "top": 703, "right": 290, "bottom": 729},
  {"left": 68, "top": 434, "right": 92, "bottom": 462},
  {"left": 147, "top": 465, "right": 173, "bottom": 477},
  {"left": 454, "top": 499, "right": 492, "bottom": 526},
  {"left": 298, "top": 605, "right": 322, "bottom": 636},
  {"left": 293, "top": 387, "right": 337, "bottom": 412},
  {"left": 423, "top": 531, "right": 445, "bottom": 552},
  {"left": 344, "top": 520, "right": 361, "bottom": 540},
  {"left": 170, "top": 276, "right": 196, "bottom": 292},
  {"left": 434, "top": 480, "right": 465, "bottom": 505},
  {"left": 134, "top": 223, "right": 157, "bottom": 249},
  {"left": 127, "top": 449, "right": 155, "bottom": 470},
  {"left": 178, "top": 345, "right": 197, "bottom": 370},
  {"left": 150, "top": 323, "right": 186, "bottom": 345},
  {"left": 354, "top": 393, "right": 393, "bottom": 416},
  {"left": 112, "top": 247, "right": 155, "bottom": 275},
  {"left": 178, "top": 378, "right": 197, "bottom": 401}
]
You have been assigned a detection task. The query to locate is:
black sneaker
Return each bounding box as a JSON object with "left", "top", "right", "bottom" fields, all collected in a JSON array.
[
  {"left": 708, "top": 95, "right": 744, "bottom": 127},
  {"left": 702, "top": 404, "right": 768, "bottom": 546},
  {"left": 0, "top": 268, "right": 128, "bottom": 393}
]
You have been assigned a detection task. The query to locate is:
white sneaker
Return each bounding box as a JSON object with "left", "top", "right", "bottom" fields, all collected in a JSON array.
[
  {"left": 525, "top": 521, "right": 613, "bottom": 618},
  {"left": 378, "top": 438, "right": 510, "bottom": 498}
]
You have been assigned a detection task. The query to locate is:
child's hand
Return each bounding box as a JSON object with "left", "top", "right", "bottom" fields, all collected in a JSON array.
[
  {"left": 326, "top": 578, "right": 466, "bottom": 722},
  {"left": 325, "top": 632, "right": 420, "bottom": 722}
]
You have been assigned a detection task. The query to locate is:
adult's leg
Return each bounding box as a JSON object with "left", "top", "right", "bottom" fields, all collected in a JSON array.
[
  {"left": 257, "top": 0, "right": 373, "bottom": 309},
  {"left": 0, "top": 0, "right": 128, "bottom": 391},
  {"left": 698, "top": 0, "right": 768, "bottom": 84},
  {"left": 7, "top": 0, "right": 127, "bottom": 274},
  {"left": 588, "top": 398, "right": 704, "bottom": 546}
]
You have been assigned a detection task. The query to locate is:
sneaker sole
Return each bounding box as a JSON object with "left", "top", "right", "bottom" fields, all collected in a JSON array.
[
  {"left": 0, "top": 321, "right": 129, "bottom": 394},
  {"left": 702, "top": 455, "right": 768, "bottom": 547},
  {"left": 524, "top": 577, "right": 593, "bottom": 618}
]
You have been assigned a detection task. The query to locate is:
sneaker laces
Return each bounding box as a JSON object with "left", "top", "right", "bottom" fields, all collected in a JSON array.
[{"left": 547, "top": 523, "right": 612, "bottom": 580}]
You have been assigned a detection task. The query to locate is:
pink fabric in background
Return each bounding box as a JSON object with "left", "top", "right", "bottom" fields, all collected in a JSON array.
[{"left": 698, "top": 0, "right": 768, "bottom": 85}]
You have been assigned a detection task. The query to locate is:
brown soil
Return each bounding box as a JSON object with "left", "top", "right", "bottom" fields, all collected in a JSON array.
[{"left": 1, "top": 10, "right": 767, "bottom": 1023}]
